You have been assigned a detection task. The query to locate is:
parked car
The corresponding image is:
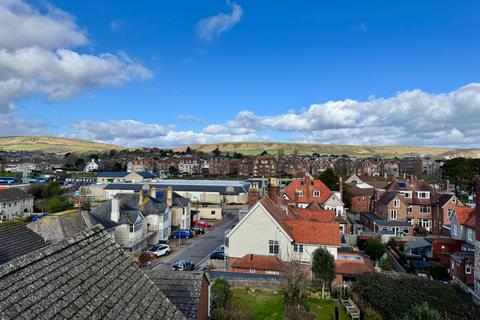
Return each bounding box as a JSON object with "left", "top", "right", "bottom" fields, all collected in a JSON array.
[
  {"left": 172, "top": 259, "right": 195, "bottom": 271},
  {"left": 190, "top": 226, "right": 205, "bottom": 235},
  {"left": 146, "top": 244, "right": 170, "bottom": 257},
  {"left": 172, "top": 230, "right": 193, "bottom": 239},
  {"left": 193, "top": 220, "right": 213, "bottom": 228},
  {"left": 210, "top": 251, "right": 225, "bottom": 260}
]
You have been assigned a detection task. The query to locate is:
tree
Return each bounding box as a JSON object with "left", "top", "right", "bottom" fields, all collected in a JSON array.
[
  {"left": 311, "top": 248, "right": 335, "bottom": 299},
  {"left": 113, "top": 162, "right": 123, "bottom": 171},
  {"left": 319, "top": 168, "right": 339, "bottom": 191},
  {"left": 212, "top": 147, "right": 221, "bottom": 156},
  {"left": 282, "top": 260, "right": 312, "bottom": 319},
  {"left": 211, "top": 279, "right": 232, "bottom": 311},
  {"left": 46, "top": 197, "right": 66, "bottom": 213},
  {"left": 402, "top": 302, "right": 445, "bottom": 320},
  {"left": 364, "top": 307, "right": 383, "bottom": 320},
  {"left": 365, "top": 239, "right": 385, "bottom": 265}
]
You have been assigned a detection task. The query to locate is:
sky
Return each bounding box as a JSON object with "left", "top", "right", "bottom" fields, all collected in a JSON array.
[{"left": 1, "top": 0, "right": 480, "bottom": 148}]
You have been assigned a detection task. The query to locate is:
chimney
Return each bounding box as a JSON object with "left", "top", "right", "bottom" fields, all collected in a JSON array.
[
  {"left": 248, "top": 182, "right": 260, "bottom": 208},
  {"left": 267, "top": 178, "right": 280, "bottom": 203},
  {"left": 150, "top": 186, "right": 157, "bottom": 199},
  {"left": 138, "top": 189, "right": 144, "bottom": 207},
  {"left": 445, "top": 179, "right": 450, "bottom": 192},
  {"left": 403, "top": 173, "right": 406, "bottom": 179},
  {"left": 250, "top": 253, "right": 253, "bottom": 261},
  {"left": 167, "top": 186, "right": 173, "bottom": 207},
  {"left": 339, "top": 176, "right": 343, "bottom": 200},
  {"left": 384, "top": 172, "right": 387, "bottom": 178},
  {"left": 111, "top": 196, "right": 120, "bottom": 222}
]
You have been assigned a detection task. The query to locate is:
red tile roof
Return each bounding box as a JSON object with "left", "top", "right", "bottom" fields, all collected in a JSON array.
[
  {"left": 456, "top": 207, "right": 475, "bottom": 229},
  {"left": 231, "top": 254, "right": 284, "bottom": 271},
  {"left": 283, "top": 178, "right": 332, "bottom": 205},
  {"left": 290, "top": 207, "right": 336, "bottom": 223},
  {"left": 335, "top": 254, "right": 374, "bottom": 275},
  {"left": 283, "top": 220, "right": 340, "bottom": 246}
]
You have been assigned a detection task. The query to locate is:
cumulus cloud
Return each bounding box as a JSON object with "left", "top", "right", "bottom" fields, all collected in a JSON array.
[
  {"left": 72, "top": 83, "right": 480, "bottom": 148},
  {"left": 0, "top": 0, "right": 151, "bottom": 114},
  {"left": 0, "top": 114, "right": 48, "bottom": 135},
  {"left": 195, "top": 1, "right": 242, "bottom": 42},
  {"left": 73, "top": 119, "right": 263, "bottom": 147}
]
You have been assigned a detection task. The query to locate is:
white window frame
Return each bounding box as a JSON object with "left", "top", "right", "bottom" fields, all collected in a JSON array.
[
  {"left": 389, "top": 209, "right": 398, "bottom": 220},
  {"left": 420, "top": 205, "right": 431, "bottom": 214},
  {"left": 466, "top": 266, "right": 472, "bottom": 274},
  {"left": 269, "top": 240, "right": 279, "bottom": 255},
  {"left": 313, "top": 190, "right": 320, "bottom": 197},
  {"left": 394, "top": 199, "right": 401, "bottom": 208},
  {"left": 417, "top": 191, "right": 430, "bottom": 199}
]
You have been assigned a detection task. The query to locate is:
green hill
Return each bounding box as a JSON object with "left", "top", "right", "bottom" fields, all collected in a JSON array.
[
  {"left": 174, "top": 142, "right": 480, "bottom": 158},
  {"left": 0, "top": 136, "right": 123, "bottom": 154}
]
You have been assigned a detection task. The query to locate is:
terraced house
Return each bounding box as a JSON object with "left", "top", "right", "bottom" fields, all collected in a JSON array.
[{"left": 0, "top": 188, "right": 34, "bottom": 221}]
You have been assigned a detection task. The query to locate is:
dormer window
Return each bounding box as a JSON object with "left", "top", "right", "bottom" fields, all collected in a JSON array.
[
  {"left": 295, "top": 189, "right": 304, "bottom": 196},
  {"left": 313, "top": 190, "right": 320, "bottom": 197},
  {"left": 417, "top": 192, "right": 430, "bottom": 199}
]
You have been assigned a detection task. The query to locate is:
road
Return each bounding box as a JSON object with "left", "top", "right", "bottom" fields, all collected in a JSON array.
[{"left": 152, "top": 211, "right": 238, "bottom": 271}]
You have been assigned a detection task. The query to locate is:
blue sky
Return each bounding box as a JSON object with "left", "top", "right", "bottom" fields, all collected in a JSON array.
[{"left": 1, "top": 0, "right": 480, "bottom": 147}]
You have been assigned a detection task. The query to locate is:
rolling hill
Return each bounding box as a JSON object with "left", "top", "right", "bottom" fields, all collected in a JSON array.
[
  {"left": 0, "top": 136, "right": 123, "bottom": 154},
  {"left": 174, "top": 142, "right": 480, "bottom": 158}
]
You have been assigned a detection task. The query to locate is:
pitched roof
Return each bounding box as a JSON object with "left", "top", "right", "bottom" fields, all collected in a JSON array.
[
  {"left": 335, "top": 254, "right": 373, "bottom": 276},
  {"left": 456, "top": 207, "right": 475, "bottom": 229},
  {"left": 290, "top": 207, "right": 336, "bottom": 223},
  {"left": 97, "top": 171, "right": 129, "bottom": 178},
  {"left": 231, "top": 254, "right": 284, "bottom": 271},
  {"left": 0, "top": 221, "right": 48, "bottom": 265},
  {"left": 0, "top": 226, "right": 185, "bottom": 320},
  {"left": 346, "top": 183, "right": 374, "bottom": 196},
  {"left": 147, "top": 271, "right": 207, "bottom": 320},
  {"left": 0, "top": 188, "right": 33, "bottom": 202},
  {"left": 90, "top": 193, "right": 168, "bottom": 229},
  {"left": 27, "top": 211, "right": 92, "bottom": 243},
  {"left": 283, "top": 220, "right": 340, "bottom": 246},
  {"left": 283, "top": 178, "right": 333, "bottom": 204},
  {"left": 137, "top": 171, "right": 157, "bottom": 179},
  {"left": 377, "top": 191, "right": 403, "bottom": 206},
  {"left": 436, "top": 193, "right": 455, "bottom": 207}
]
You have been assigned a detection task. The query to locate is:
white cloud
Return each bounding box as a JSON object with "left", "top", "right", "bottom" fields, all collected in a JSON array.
[
  {"left": 195, "top": 1, "right": 242, "bottom": 42},
  {"left": 0, "top": 114, "right": 48, "bottom": 135},
  {"left": 177, "top": 114, "right": 204, "bottom": 123},
  {"left": 73, "top": 119, "right": 263, "bottom": 147},
  {"left": 71, "top": 83, "right": 480, "bottom": 148},
  {"left": 0, "top": 0, "right": 151, "bottom": 113}
]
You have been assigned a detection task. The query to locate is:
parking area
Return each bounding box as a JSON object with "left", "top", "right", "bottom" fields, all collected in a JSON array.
[{"left": 147, "top": 211, "right": 237, "bottom": 271}]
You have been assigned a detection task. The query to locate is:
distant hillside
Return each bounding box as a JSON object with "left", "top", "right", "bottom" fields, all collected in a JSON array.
[
  {"left": 175, "top": 142, "right": 480, "bottom": 158},
  {"left": 0, "top": 136, "right": 123, "bottom": 154}
]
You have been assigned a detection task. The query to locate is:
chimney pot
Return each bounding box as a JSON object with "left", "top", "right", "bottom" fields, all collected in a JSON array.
[
  {"left": 111, "top": 196, "right": 120, "bottom": 222},
  {"left": 250, "top": 254, "right": 253, "bottom": 261},
  {"left": 167, "top": 186, "right": 173, "bottom": 207}
]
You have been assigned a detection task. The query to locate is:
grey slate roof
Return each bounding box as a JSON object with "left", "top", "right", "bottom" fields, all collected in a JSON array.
[
  {"left": 138, "top": 171, "right": 157, "bottom": 179},
  {"left": 0, "top": 188, "right": 33, "bottom": 202},
  {"left": 436, "top": 193, "right": 454, "bottom": 207},
  {"left": 361, "top": 212, "right": 412, "bottom": 227},
  {"left": 377, "top": 191, "right": 400, "bottom": 205},
  {"left": 89, "top": 193, "right": 168, "bottom": 229},
  {"left": 97, "top": 171, "right": 129, "bottom": 178},
  {"left": 0, "top": 221, "right": 48, "bottom": 265},
  {"left": 104, "top": 184, "right": 144, "bottom": 191},
  {"left": 147, "top": 270, "right": 206, "bottom": 320},
  {"left": 151, "top": 179, "right": 250, "bottom": 195},
  {"left": 0, "top": 226, "right": 186, "bottom": 320}
]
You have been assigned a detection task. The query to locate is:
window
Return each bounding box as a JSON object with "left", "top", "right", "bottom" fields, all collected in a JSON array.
[
  {"left": 408, "top": 218, "right": 413, "bottom": 225},
  {"left": 452, "top": 198, "right": 456, "bottom": 203},
  {"left": 249, "top": 269, "right": 256, "bottom": 273},
  {"left": 452, "top": 223, "right": 458, "bottom": 236},
  {"left": 211, "top": 210, "right": 216, "bottom": 215},
  {"left": 420, "top": 219, "right": 431, "bottom": 230},
  {"left": 393, "top": 199, "right": 400, "bottom": 208},
  {"left": 269, "top": 240, "right": 279, "bottom": 255},
  {"left": 225, "top": 237, "right": 229, "bottom": 247},
  {"left": 293, "top": 244, "right": 304, "bottom": 253},
  {"left": 417, "top": 192, "right": 430, "bottom": 199},
  {"left": 407, "top": 206, "right": 413, "bottom": 214},
  {"left": 295, "top": 189, "right": 304, "bottom": 196},
  {"left": 466, "top": 266, "right": 472, "bottom": 274},
  {"left": 390, "top": 209, "right": 397, "bottom": 220},
  {"left": 313, "top": 190, "right": 320, "bottom": 197},
  {"left": 420, "top": 206, "right": 430, "bottom": 214}
]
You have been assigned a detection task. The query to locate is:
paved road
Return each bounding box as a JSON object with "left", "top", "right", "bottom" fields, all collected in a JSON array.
[{"left": 152, "top": 211, "right": 238, "bottom": 271}]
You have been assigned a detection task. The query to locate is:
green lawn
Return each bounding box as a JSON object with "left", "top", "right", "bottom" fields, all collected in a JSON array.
[{"left": 231, "top": 288, "right": 350, "bottom": 320}]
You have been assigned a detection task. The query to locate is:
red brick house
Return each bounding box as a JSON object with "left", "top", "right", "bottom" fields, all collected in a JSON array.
[
  {"left": 432, "top": 193, "right": 464, "bottom": 235},
  {"left": 374, "top": 191, "right": 408, "bottom": 222}
]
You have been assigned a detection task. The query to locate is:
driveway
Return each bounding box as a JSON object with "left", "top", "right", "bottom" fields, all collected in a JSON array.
[{"left": 151, "top": 210, "right": 238, "bottom": 271}]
